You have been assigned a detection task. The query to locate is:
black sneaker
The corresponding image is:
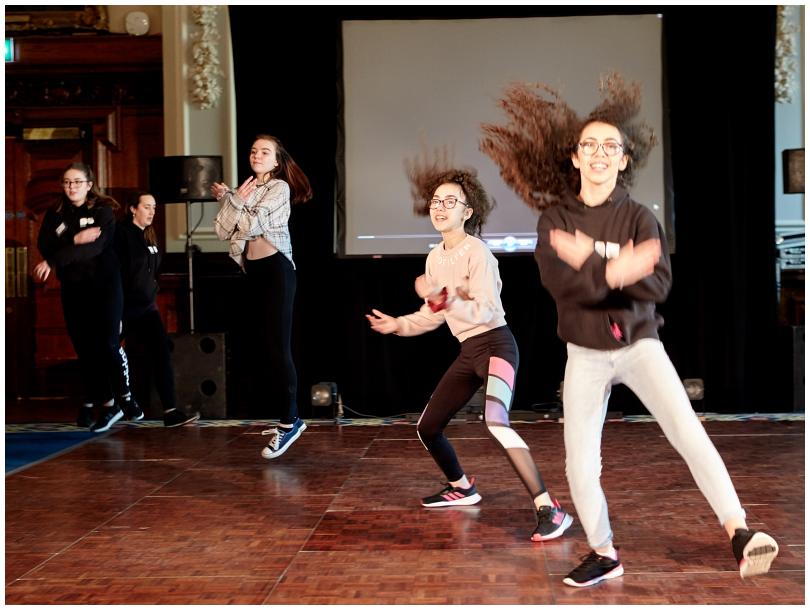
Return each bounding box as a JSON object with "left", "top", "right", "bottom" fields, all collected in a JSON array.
[
  {"left": 121, "top": 398, "right": 144, "bottom": 421},
  {"left": 164, "top": 408, "right": 200, "bottom": 427},
  {"left": 732, "top": 528, "right": 778, "bottom": 578},
  {"left": 421, "top": 477, "right": 482, "bottom": 507},
  {"left": 563, "top": 550, "right": 624, "bottom": 587},
  {"left": 76, "top": 406, "right": 95, "bottom": 429},
  {"left": 260, "top": 418, "right": 307, "bottom": 459},
  {"left": 531, "top": 498, "right": 574, "bottom": 541},
  {"left": 91, "top": 406, "right": 124, "bottom": 433}
]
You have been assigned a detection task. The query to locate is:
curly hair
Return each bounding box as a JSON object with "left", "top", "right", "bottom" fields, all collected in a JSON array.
[
  {"left": 480, "top": 73, "right": 658, "bottom": 210},
  {"left": 405, "top": 147, "right": 495, "bottom": 236}
]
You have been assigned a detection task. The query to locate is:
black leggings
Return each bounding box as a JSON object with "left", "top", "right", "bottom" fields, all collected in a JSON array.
[
  {"left": 61, "top": 275, "right": 131, "bottom": 405},
  {"left": 122, "top": 307, "right": 175, "bottom": 411},
  {"left": 244, "top": 253, "right": 298, "bottom": 424},
  {"left": 417, "top": 326, "right": 547, "bottom": 505}
]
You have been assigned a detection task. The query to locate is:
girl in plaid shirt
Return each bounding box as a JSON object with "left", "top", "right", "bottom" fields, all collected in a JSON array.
[{"left": 213, "top": 135, "right": 312, "bottom": 459}]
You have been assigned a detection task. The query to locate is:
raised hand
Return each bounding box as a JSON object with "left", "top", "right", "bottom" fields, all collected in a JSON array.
[
  {"left": 605, "top": 238, "right": 662, "bottom": 289},
  {"left": 235, "top": 176, "right": 258, "bottom": 200},
  {"left": 366, "top": 308, "right": 400, "bottom": 334},
  {"left": 211, "top": 181, "right": 230, "bottom": 199},
  {"left": 74, "top": 227, "right": 101, "bottom": 245},
  {"left": 549, "top": 228, "right": 595, "bottom": 271}
]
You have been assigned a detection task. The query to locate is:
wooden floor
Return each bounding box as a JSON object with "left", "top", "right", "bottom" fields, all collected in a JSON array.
[{"left": 5, "top": 416, "right": 805, "bottom": 604}]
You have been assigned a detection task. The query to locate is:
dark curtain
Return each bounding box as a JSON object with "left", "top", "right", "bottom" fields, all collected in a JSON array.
[{"left": 223, "top": 6, "right": 779, "bottom": 417}]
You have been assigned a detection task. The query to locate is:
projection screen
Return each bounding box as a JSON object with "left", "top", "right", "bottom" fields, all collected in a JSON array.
[{"left": 340, "top": 13, "right": 668, "bottom": 257}]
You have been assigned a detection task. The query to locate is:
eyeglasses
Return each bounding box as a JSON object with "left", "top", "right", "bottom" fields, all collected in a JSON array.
[
  {"left": 62, "top": 180, "right": 89, "bottom": 188},
  {"left": 429, "top": 196, "right": 468, "bottom": 210},
  {"left": 577, "top": 140, "right": 624, "bottom": 157}
]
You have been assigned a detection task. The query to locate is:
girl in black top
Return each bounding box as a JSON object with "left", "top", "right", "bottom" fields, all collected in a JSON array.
[
  {"left": 34, "top": 162, "right": 142, "bottom": 432},
  {"left": 115, "top": 191, "right": 199, "bottom": 427}
]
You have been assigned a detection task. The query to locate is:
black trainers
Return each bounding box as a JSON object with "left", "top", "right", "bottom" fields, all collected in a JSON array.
[
  {"left": 91, "top": 406, "right": 124, "bottom": 433},
  {"left": 732, "top": 528, "right": 778, "bottom": 578},
  {"left": 121, "top": 397, "right": 144, "bottom": 421},
  {"left": 164, "top": 408, "right": 200, "bottom": 427},
  {"left": 531, "top": 498, "right": 574, "bottom": 541},
  {"left": 421, "top": 477, "right": 482, "bottom": 507},
  {"left": 563, "top": 550, "right": 624, "bottom": 587},
  {"left": 76, "top": 406, "right": 95, "bottom": 429},
  {"left": 261, "top": 418, "right": 307, "bottom": 459}
]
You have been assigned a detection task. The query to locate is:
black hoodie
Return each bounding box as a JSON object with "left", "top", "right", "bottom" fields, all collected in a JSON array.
[
  {"left": 114, "top": 220, "right": 160, "bottom": 320},
  {"left": 534, "top": 186, "right": 672, "bottom": 350},
  {"left": 37, "top": 201, "right": 118, "bottom": 283}
]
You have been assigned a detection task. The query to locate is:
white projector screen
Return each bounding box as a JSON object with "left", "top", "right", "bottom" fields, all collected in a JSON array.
[{"left": 340, "top": 14, "right": 666, "bottom": 256}]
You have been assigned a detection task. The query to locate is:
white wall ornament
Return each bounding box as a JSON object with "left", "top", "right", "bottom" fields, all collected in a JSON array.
[
  {"left": 190, "top": 5, "right": 223, "bottom": 110},
  {"left": 775, "top": 5, "right": 799, "bottom": 104}
]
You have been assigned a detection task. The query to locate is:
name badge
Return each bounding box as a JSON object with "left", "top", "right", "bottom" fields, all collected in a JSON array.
[
  {"left": 148, "top": 246, "right": 158, "bottom": 254},
  {"left": 594, "top": 240, "right": 620, "bottom": 260},
  {"left": 55, "top": 223, "right": 66, "bottom": 236},
  {"left": 79, "top": 217, "right": 95, "bottom": 228}
]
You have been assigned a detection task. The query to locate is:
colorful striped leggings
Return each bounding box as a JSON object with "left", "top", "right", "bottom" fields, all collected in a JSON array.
[{"left": 417, "top": 326, "right": 547, "bottom": 504}]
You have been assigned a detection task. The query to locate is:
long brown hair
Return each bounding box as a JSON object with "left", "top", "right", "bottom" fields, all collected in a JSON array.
[
  {"left": 56, "top": 162, "right": 119, "bottom": 213},
  {"left": 125, "top": 191, "right": 158, "bottom": 247},
  {"left": 405, "top": 147, "right": 495, "bottom": 237},
  {"left": 253, "top": 134, "right": 313, "bottom": 204},
  {"left": 480, "top": 73, "right": 657, "bottom": 210}
]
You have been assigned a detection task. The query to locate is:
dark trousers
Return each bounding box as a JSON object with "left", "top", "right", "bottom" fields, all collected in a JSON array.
[
  {"left": 61, "top": 275, "right": 130, "bottom": 405},
  {"left": 244, "top": 253, "right": 298, "bottom": 424},
  {"left": 122, "top": 307, "right": 175, "bottom": 411},
  {"left": 417, "top": 326, "right": 547, "bottom": 502}
]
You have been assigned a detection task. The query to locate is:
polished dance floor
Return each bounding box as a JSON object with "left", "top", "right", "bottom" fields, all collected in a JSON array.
[{"left": 5, "top": 415, "right": 805, "bottom": 604}]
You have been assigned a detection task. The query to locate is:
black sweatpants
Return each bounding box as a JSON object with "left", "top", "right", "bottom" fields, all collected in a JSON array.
[
  {"left": 122, "top": 307, "right": 175, "bottom": 411},
  {"left": 61, "top": 274, "right": 131, "bottom": 405},
  {"left": 244, "top": 253, "right": 298, "bottom": 424},
  {"left": 416, "top": 326, "right": 548, "bottom": 504}
]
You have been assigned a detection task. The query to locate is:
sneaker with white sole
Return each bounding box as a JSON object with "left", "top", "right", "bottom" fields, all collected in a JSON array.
[
  {"left": 421, "top": 477, "right": 482, "bottom": 507},
  {"left": 732, "top": 529, "right": 778, "bottom": 578},
  {"left": 261, "top": 418, "right": 307, "bottom": 459},
  {"left": 531, "top": 497, "right": 574, "bottom": 541},
  {"left": 91, "top": 406, "right": 124, "bottom": 433},
  {"left": 563, "top": 550, "right": 624, "bottom": 587}
]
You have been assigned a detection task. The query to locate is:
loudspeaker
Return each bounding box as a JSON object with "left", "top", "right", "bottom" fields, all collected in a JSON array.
[
  {"left": 148, "top": 155, "right": 223, "bottom": 203},
  {"left": 171, "top": 333, "right": 227, "bottom": 418}
]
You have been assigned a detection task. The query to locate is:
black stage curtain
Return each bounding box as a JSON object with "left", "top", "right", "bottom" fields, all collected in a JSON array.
[{"left": 224, "top": 6, "right": 778, "bottom": 416}]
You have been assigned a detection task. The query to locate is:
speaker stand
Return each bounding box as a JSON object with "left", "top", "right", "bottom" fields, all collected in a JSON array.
[{"left": 185, "top": 200, "right": 196, "bottom": 334}]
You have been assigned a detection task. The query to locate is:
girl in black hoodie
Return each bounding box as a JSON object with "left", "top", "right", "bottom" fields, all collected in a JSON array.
[
  {"left": 115, "top": 191, "right": 198, "bottom": 427},
  {"left": 35, "top": 162, "right": 142, "bottom": 432},
  {"left": 481, "top": 74, "right": 778, "bottom": 588}
]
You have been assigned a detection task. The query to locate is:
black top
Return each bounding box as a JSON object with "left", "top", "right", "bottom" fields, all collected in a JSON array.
[
  {"left": 114, "top": 220, "right": 161, "bottom": 320},
  {"left": 534, "top": 185, "right": 672, "bottom": 350},
  {"left": 37, "top": 201, "right": 119, "bottom": 283}
]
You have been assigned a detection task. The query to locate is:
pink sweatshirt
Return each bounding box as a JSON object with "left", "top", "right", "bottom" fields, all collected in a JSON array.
[{"left": 396, "top": 234, "right": 507, "bottom": 342}]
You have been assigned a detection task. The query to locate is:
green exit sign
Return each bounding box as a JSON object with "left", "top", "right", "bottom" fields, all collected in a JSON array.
[{"left": 5, "top": 39, "right": 14, "bottom": 62}]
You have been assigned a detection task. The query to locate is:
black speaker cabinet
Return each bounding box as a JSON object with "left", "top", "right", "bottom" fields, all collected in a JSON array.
[
  {"left": 148, "top": 156, "right": 223, "bottom": 203},
  {"left": 171, "top": 333, "right": 227, "bottom": 418}
]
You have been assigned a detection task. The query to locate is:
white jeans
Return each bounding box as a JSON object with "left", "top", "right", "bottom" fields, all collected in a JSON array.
[{"left": 563, "top": 339, "right": 746, "bottom": 549}]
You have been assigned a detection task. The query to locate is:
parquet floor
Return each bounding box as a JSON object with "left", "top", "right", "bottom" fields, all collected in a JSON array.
[{"left": 5, "top": 417, "right": 805, "bottom": 604}]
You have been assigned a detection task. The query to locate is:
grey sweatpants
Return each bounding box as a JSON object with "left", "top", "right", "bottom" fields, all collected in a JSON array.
[{"left": 563, "top": 338, "right": 746, "bottom": 550}]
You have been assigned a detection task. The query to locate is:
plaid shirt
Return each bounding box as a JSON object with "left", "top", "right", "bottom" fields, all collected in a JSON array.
[{"left": 214, "top": 178, "right": 295, "bottom": 269}]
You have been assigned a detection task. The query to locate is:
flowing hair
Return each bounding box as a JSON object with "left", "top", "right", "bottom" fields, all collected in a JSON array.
[
  {"left": 125, "top": 190, "right": 158, "bottom": 247},
  {"left": 480, "top": 72, "right": 657, "bottom": 210},
  {"left": 253, "top": 134, "right": 313, "bottom": 204},
  {"left": 56, "top": 162, "right": 119, "bottom": 213},
  {"left": 405, "top": 146, "right": 495, "bottom": 237}
]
